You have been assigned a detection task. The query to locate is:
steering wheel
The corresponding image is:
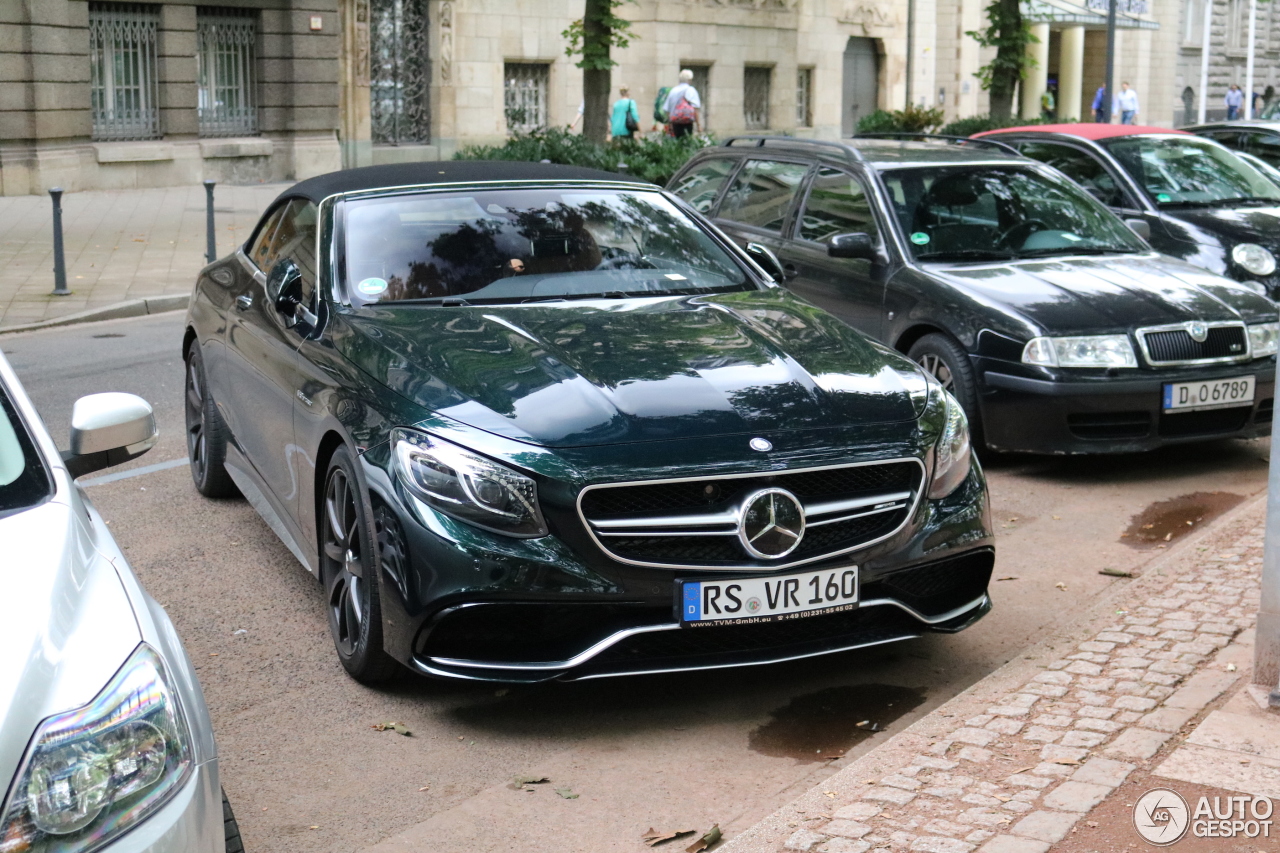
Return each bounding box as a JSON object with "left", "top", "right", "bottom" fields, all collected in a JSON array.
[{"left": 996, "top": 220, "right": 1048, "bottom": 250}]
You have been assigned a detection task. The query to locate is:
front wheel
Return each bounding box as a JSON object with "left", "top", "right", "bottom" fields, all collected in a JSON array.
[
  {"left": 185, "top": 345, "right": 239, "bottom": 498},
  {"left": 907, "top": 333, "right": 985, "bottom": 450},
  {"left": 223, "top": 788, "right": 243, "bottom": 853}
]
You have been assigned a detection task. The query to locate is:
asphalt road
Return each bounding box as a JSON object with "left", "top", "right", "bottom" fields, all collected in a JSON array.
[{"left": 2, "top": 311, "right": 1272, "bottom": 853}]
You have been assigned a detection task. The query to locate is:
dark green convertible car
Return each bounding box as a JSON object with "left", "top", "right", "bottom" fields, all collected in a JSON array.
[{"left": 183, "top": 161, "right": 993, "bottom": 683}]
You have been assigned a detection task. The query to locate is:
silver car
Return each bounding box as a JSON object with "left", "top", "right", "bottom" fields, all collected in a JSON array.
[{"left": 0, "top": 351, "right": 236, "bottom": 852}]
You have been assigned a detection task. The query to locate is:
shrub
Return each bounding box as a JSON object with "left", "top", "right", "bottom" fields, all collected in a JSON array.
[
  {"left": 938, "top": 113, "right": 1073, "bottom": 137},
  {"left": 856, "top": 105, "right": 946, "bottom": 135}
]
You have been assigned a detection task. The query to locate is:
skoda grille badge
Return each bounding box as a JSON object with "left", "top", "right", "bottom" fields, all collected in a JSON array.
[
  {"left": 1188, "top": 321, "right": 1209, "bottom": 343},
  {"left": 737, "top": 488, "right": 805, "bottom": 559},
  {"left": 749, "top": 437, "right": 772, "bottom": 452}
]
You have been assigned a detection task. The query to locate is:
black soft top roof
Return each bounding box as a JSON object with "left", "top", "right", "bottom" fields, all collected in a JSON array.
[{"left": 276, "top": 160, "right": 640, "bottom": 205}]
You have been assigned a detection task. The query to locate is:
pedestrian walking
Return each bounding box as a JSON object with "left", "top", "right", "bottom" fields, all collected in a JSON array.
[
  {"left": 1115, "top": 81, "right": 1139, "bottom": 125},
  {"left": 1092, "top": 85, "right": 1107, "bottom": 122},
  {"left": 1040, "top": 86, "right": 1056, "bottom": 121},
  {"left": 664, "top": 69, "right": 702, "bottom": 138},
  {"left": 1226, "top": 84, "right": 1244, "bottom": 120},
  {"left": 652, "top": 85, "right": 672, "bottom": 132},
  {"left": 610, "top": 85, "right": 640, "bottom": 141}
]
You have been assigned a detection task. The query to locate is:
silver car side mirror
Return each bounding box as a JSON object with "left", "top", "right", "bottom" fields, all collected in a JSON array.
[
  {"left": 64, "top": 393, "right": 158, "bottom": 478},
  {"left": 1125, "top": 218, "right": 1152, "bottom": 242}
]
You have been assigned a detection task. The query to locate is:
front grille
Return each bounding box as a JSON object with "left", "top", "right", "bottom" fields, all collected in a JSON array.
[
  {"left": 1138, "top": 324, "right": 1248, "bottom": 365},
  {"left": 1158, "top": 406, "right": 1252, "bottom": 437},
  {"left": 1067, "top": 411, "right": 1151, "bottom": 440},
  {"left": 579, "top": 459, "right": 925, "bottom": 570}
]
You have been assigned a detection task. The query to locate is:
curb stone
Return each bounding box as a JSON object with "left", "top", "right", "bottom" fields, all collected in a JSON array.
[
  {"left": 721, "top": 493, "right": 1267, "bottom": 853},
  {"left": 0, "top": 294, "right": 189, "bottom": 335}
]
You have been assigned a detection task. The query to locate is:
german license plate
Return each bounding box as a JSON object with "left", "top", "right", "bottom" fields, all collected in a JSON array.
[
  {"left": 679, "top": 566, "right": 859, "bottom": 625},
  {"left": 1162, "top": 375, "right": 1255, "bottom": 413}
]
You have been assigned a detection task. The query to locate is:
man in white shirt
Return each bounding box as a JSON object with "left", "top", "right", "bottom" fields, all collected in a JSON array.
[
  {"left": 664, "top": 69, "right": 702, "bottom": 137},
  {"left": 1114, "top": 82, "right": 1139, "bottom": 125}
]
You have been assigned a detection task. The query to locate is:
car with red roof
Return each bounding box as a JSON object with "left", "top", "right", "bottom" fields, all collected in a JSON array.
[{"left": 976, "top": 124, "right": 1280, "bottom": 298}]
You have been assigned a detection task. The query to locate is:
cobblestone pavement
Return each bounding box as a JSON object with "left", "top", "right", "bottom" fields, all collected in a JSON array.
[
  {"left": 0, "top": 183, "right": 286, "bottom": 329},
  {"left": 775, "top": 518, "right": 1264, "bottom": 853}
]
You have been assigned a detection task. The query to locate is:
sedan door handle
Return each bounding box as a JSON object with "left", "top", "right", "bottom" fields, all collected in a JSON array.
[
  {"left": 781, "top": 264, "right": 799, "bottom": 281},
  {"left": 235, "top": 294, "right": 253, "bottom": 311}
]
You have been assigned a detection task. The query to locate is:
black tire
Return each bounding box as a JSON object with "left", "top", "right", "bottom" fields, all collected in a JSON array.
[
  {"left": 907, "top": 333, "right": 985, "bottom": 448},
  {"left": 185, "top": 344, "right": 239, "bottom": 498},
  {"left": 223, "top": 788, "right": 244, "bottom": 853},
  {"left": 320, "top": 446, "right": 398, "bottom": 684}
]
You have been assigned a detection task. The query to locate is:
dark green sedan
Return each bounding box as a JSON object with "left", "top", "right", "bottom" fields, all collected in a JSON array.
[{"left": 182, "top": 161, "right": 993, "bottom": 683}]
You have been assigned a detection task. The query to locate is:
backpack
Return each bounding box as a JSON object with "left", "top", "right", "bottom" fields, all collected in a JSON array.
[
  {"left": 654, "top": 86, "right": 672, "bottom": 123},
  {"left": 670, "top": 95, "right": 696, "bottom": 125}
]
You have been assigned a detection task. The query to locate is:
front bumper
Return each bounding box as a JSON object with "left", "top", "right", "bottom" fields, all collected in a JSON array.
[{"left": 977, "top": 356, "right": 1275, "bottom": 454}]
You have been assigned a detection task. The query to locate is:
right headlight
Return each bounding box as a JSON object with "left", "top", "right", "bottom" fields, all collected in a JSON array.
[
  {"left": 391, "top": 428, "right": 547, "bottom": 537},
  {"left": 1022, "top": 335, "right": 1138, "bottom": 368},
  {"left": 0, "top": 644, "right": 193, "bottom": 853},
  {"left": 1249, "top": 321, "right": 1280, "bottom": 357},
  {"left": 1233, "top": 243, "right": 1277, "bottom": 277},
  {"left": 928, "top": 388, "right": 972, "bottom": 500}
]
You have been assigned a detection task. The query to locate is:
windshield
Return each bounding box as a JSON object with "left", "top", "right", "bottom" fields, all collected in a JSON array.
[
  {"left": 342, "top": 188, "right": 752, "bottom": 305},
  {"left": 878, "top": 166, "right": 1148, "bottom": 261},
  {"left": 1103, "top": 135, "right": 1280, "bottom": 206},
  {"left": 0, "top": 384, "right": 52, "bottom": 518}
]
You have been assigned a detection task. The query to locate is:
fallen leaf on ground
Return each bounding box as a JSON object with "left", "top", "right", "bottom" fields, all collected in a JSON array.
[
  {"left": 1227, "top": 663, "right": 1238, "bottom": 672},
  {"left": 371, "top": 721, "right": 411, "bottom": 736},
  {"left": 1055, "top": 582, "right": 1067, "bottom": 590},
  {"left": 507, "top": 775, "right": 550, "bottom": 790},
  {"left": 641, "top": 827, "right": 696, "bottom": 847},
  {"left": 996, "top": 576, "right": 1018, "bottom": 581},
  {"left": 1013, "top": 766, "right": 1036, "bottom": 774},
  {"left": 686, "top": 825, "right": 721, "bottom": 852},
  {"left": 556, "top": 787, "right": 579, "bottom": 799},
  {"left": 1086, "top": 820, "right": 1099, "bottom": 827},
  {"left": 1051, "top": 758, "right": 1081, "bottom": 765},
  {"left": 418, "top": 785, "right": 430, "bottom": 791},
  {"left": 1099, "top": 568, "right": 1133, "bottom": 578}
]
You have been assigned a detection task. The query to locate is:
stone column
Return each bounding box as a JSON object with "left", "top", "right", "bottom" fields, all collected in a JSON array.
[
  {"left": 339, "top": 0, "right": 372, "bottom": 168},
  {"left": 1059, "top": 25, "right": 1085, "bottom": 121},
  {"left": 1020, "top": 22, "right": 1051, "bottom": 120}
]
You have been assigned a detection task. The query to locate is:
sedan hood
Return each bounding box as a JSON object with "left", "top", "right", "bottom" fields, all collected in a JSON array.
[
  {"left": 1165, "top": 205, "right": 1280, "bottom": 248},
  {"left": 0, "top": 496, "right": 141, "bottom": 789},
  {"left": 933, "top": 253, "right": 1274, "bottom": 333},
  {"left": 337, "top": 291, "right": 926, "bottom": 448}
]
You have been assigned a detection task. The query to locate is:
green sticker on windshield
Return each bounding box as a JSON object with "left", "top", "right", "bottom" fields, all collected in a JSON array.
[
  {"left": 1157, "top": 193, "right": 1172, "bottom": 203},
  {"left": 357, "top": 277, "right": 388, "bottom": 296},
  {"left": 910, "top": 232, "right": 931, "bottom": 246}
]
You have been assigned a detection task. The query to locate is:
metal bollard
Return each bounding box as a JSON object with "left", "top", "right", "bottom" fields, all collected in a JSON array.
[
  {"left": 203, "top": 180, "right": 217, "bottom": 264},
  {"left": 49, "top": 187, "right": 69, "bottom": 296}
]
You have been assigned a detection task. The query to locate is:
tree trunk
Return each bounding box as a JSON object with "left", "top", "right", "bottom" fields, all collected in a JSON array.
[
  {"left": 987, "top": 0, "right": 1022, "bottom": 119},
  {"left": 582, "top": 0, "right": 612, "bottom": 142}
]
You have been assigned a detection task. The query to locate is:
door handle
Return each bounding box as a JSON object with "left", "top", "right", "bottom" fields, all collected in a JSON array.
[
  {"left": 235, "top": 294, "right": 253, "bottom": 311},
  {"left": 781, "top": 264, "right": 799, "bottom": 281}
]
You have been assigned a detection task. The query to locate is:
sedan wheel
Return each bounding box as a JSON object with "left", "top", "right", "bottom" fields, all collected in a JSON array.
[
  {"left": 184, "top": 346, "right": 238, "bottom": 498},
  {"left": 907, "top": 332, "right": 985, "bottom": 450}
]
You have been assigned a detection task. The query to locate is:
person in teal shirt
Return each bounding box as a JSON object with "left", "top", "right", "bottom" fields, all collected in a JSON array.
[{"left": 610, "top": 86, "right": 640, "bottom": 140}]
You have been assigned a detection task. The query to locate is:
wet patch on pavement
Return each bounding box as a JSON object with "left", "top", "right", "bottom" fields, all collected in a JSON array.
[
  {"left": 748, "top": 684, "right": 926, "bottom": 763},
  {"left": 1123, "top": 491, "right": 1245, "bottom": 548}
]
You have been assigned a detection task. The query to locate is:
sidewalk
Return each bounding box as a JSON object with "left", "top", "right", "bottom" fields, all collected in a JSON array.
[
  {"left": 723, "top": 496, "right": 1275, "bottom": 853},
  {"left": 0, "top": 183, "right": 286, "bottom": 331}
]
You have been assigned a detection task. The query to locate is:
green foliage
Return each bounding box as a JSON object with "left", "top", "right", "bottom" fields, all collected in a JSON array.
[
  {"left": 965, "top": 0, "right": 1037, "bottom": 116},
  {"left": 454, "top": 127, "right": 714, "bottom": 186},
  {"left": 856, "top": 105, "right": 946, "bottom": 135},
  {"left": 938, "top": 113, "right": 1063, "bottom": 136},
  {"left": 562, "top": 0, "right": 635, "bottom": 70}
]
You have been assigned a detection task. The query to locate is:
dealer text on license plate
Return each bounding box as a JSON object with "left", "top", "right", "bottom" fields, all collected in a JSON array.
[
  {"left": 1162, "top": 375, "right": 1255, "bottom": 413},
  {"left": 679, "top": 567, "right": 859, "bottom": 625}
]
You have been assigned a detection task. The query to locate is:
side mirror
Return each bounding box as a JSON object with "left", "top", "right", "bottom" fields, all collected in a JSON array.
[
  {"left": 744, "top": 241, "right": 786, "bottom": 282},
  {"left": 267, "top": 258, "right": 303, "bottom": 325},
  {"left": 1124, "top": 218, "right": 1152, "bottom": 242},
  {"left": 827, "top": 232, "right": 877, "bottom": 261},
  {"left": 63, "top": 393, "right": 157, "bottom": 478}
]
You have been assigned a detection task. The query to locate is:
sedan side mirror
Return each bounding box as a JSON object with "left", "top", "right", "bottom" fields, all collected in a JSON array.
[
  {"left": 267, "top": 258, "right": 304, "bottom": 326},
  {"left": 63, "top": 393, "right": 157, "bottom": 478},
  {"left": 1124, "top": 218, "right": 1151, "bottom": 242},
  {"left": 744, "top": 241, "right": 786, "bottom": 282},
  {"left": 828, "top": 232, "right": 877, "bottom": 261}
]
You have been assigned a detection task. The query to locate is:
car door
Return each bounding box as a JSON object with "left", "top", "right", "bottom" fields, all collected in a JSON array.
[
  {"left": 711, "top": 157, "right": 812, "bottom": 277},
  {"left": 780, "top": 166, "right": 888, "bottom": 339}
]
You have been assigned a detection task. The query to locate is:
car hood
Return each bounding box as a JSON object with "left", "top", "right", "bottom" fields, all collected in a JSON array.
[
  {"left": 1164, "top": 204, "right": 1280, "bottom": 247},
  {"left": 336, "top": 290, "right": 927, "bottom": 448},
  {"left": 0, "top": 496, "right": 141, "bottom": 788},
  {"left": 931, "top": 253, "right": 1273, "bottom": 333}
]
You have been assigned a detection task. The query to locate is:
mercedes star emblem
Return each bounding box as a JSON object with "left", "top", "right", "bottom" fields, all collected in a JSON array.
[
  {"left": 749, "top": 437, "right": 773, "bottom": 452},
  {"left": 1187, "top": 321, "right": 1209, "bottom": 343},
  {"left": 737, "top": 488, "right": 805, "bottom": 559}
]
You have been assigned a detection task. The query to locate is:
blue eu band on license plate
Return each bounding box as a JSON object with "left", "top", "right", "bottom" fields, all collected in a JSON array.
[{"left": 679, "top": 566, "right": 860, "bottom": 626}]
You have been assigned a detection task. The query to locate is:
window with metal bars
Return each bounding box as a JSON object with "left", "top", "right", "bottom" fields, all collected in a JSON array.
[
  {"left": 370, "top": 0, "right": 431, "bottom": 145},
  {"left": 504, "top": 63, "right": 550, "bottom": 134},
  {"left": 797, "top": 67, "right": 813, "bottom": 127},
  {"left": 744, "top": 66, "right": 772, "bottom": 130},
  {"left": 197, "top": 8, "right": 258, "bottom": 137},
  {"left": 89, "top": 2, "right": 160, "bottom": 141}
]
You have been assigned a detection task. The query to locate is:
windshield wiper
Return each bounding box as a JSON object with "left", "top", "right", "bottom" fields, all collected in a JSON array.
[
  {"left": 915, "top": 249, "right": 1018, "bottom": 262},
  {"left": 1158, "top": 196, "right": 1280, "bottom": 208},
  {"left": 1015, "top": 246, "right": 1139, "bottom": 258},
  {"left": 1218, "top": 196, "right": 1280, "bottom": 207}
]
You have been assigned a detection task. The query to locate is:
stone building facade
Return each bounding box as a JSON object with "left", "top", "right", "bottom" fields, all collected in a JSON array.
[{"left": 1174, "top": 0, "right": 1280, "bottom": 124}]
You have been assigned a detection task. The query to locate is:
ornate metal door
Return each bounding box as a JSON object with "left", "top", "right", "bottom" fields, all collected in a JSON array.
[{"left": 370, "top": 0, "right": 431, "bottom": 144}]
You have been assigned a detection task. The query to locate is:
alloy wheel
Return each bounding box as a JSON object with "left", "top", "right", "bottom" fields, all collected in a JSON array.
[
  {"left": 185, "top": 360, "right": 208, "bottom": 483},
  {"left": 324, "top": 467, "right": 367, "bottom": 658},
  {"left": 917, "top": 353, "right": 954, "bottom": 392}
]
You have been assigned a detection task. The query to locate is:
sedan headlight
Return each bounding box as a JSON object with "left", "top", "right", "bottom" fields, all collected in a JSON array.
[
  {"left": 1249, "top": 321, "right": 1280, "bottom": 357},
  {"left": 1022, "top": 335, "right": 1138, "bottom": 368},
  {"left": 392, "top": 428, "right": 547, "bottom": 537},
  {"left": 0, "top": 645, "right": 193, "bottom": 853},
  {"left": 1232, "top": 243, "right": 1277, "bottom": 277},
  {"left": 929, "top": 389, "right": 972, "bottom": 500}
]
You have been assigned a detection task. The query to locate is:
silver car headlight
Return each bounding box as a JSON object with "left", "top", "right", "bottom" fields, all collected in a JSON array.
[
  {"left": 1022, "top": 335, "right": 1138, "bottom": 368},
  {"left": 1249, "top": 321, "right": 1280, "bottom": 356},
  {"left": 392, "top": 428, "right": 547, "bottom": 537},
  {"left": 1232, "top": 243, "right": 1277, "bottom": 276},
  {"left": 929, "top": 389, "right": 972, "bottom": 500},
  {"left": 0, "top": 644, "right": 193, "bottom": 853}
]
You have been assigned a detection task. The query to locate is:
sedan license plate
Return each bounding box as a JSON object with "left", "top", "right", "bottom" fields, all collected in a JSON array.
[
  {"left": 679, "top": 567, "right": 859, "bottom": 626},
  {"left": 1162, "top": 375, "right": 1255, "bottom": 413}
]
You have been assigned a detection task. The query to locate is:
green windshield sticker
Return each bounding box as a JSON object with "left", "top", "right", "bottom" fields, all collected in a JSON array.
[
  {"left": 357, "top": 277, "right": 388, "bottom": 295},
  {"left": 910, "top": 232, "right": 931, "bottom": 245},
  {"left": 1156, "top": 193, "right": 1172, "bottom": 202}
]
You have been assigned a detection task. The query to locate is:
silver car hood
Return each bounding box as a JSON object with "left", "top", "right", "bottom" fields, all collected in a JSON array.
[{"left": 0, "top": 487, "right": 141, "bottom": 790}]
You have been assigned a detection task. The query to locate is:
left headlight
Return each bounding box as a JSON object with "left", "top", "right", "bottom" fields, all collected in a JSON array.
[
  {"left": 1233, "top": 243, "right": 1277, "bottom": 277},
  {"left": 392, "top": 428, "right": 547, "bottom": 537},
  {"left": 929, "top": 389, "right": 972, "bottom": 500},
  {"left": 0, "top": 644, "right": 193, "bottom": 853},
  {"left": 1022, "top": 335, "right": 1138, "bottom": 368},
  {"left": 1250, "top": 321, "right": 1280, "bottom": 357}
]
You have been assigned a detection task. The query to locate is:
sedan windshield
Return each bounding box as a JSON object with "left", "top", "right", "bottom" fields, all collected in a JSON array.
[
  {"left": 342, "top": 188, "right": 751, "bottom": 305},
  {"left": 878, "top": 166, "right": 1147, "bottom": 261},
  {"left": 1103, "top": 135, "right": 1280, "bottom": 207},
  {"left": 0, "top": 385, "right": 51, "bottom": 517}
]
